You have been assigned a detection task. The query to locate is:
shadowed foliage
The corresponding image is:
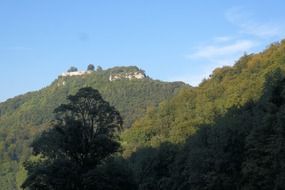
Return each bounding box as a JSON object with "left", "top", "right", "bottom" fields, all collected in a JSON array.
[
  {"left": 127, "top": 70, "right": 285, "bottom": 190},
  {"left": 1, "top": 41, "right": 285, "bottom": 189},
  {"left": 21, "top": 87, "right": 131, "bottom": 190},
  {"left": 0, "top": 66, "right": 184, "bottom": 189}
]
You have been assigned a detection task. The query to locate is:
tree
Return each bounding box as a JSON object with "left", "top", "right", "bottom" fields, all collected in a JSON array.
[
  {"left": 83, "top": 158, "right": 137, "bottom": 190},
  {"left": 96, "top": 65, "right": 103, "bottom": 71},
  {"left": 87, "top": 64, "right": 95, "bottom": 71},
  {"left": 242, "top": 77, "right": 285, "bottom": 190},
  {"left": 22, "top": 87, "right": 123, "bottom": 190},
  {"left": 67, "top": 66, "right": 78, "bottom": 72}
]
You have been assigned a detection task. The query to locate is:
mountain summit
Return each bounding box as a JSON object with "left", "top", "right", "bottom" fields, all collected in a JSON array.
[{"left": 0, "top": 65, "right": 186, "bottom": 189}]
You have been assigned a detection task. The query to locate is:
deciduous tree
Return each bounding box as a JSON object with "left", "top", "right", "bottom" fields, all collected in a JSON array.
[{"left": 22, "top": 87, "right": 123, "bottom": 190}]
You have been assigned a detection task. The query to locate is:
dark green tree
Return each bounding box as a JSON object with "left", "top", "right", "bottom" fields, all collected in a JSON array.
[
  {"left": 83, "top": 158, "right": 137, "bottom": 190},
  {"left": 242, "top": 75, "right": 285, "bottom": 190},
  {"left": 22, "top": 87, "right": 123, "bottom": 190},
  {"left": 129, "top": 143, "right": 179, "bottom": 190},
  {"left": 96, "top": 65, "right": 103, "bottom": 71},
  {"left": 67, "top": 66, "right": 78, "bottom": 72},
  {"left": 87, "top": 64, "right": 95, "bottom": 71}
]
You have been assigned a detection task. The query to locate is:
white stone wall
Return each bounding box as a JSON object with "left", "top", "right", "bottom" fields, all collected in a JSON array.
[
  {"left": 109, "top": 71, "right": 146, "bottom": 81},
  {"left": 61, "top": 71, "right": 91, "bottom": 77}
]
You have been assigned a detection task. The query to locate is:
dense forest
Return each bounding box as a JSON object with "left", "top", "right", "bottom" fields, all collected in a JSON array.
[
  {"left": 0, "top": 66, "right": 184, "bottom": 189},
  {"left": 122, "top": 41, "right": 285, "bottom": 150},
  {"left": 1, "top": 40, "right": 285, "bottom": 189},
  {"left": 125, "top": 69, "right": 285, "bottom": 189}
]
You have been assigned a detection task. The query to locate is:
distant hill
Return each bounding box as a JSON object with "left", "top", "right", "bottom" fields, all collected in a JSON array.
[{"left": 0, "top": 66, "right": 185, "bottom": 189}]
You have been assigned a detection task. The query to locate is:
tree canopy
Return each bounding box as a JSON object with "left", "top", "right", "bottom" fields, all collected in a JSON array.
[
  {"left": 22, "top": 87, "right": 124, "bottom": 190},
  {"left": 1, "top": 40, "right": 285, "bottom": 189},
  {"left": 0, "top": 66, "right": 183, "bottom": 189},
  {"left": 126, "top": 69, "right": 285, "bottom": 190},
  {"left": 67, "top": 66, "right": 78, "bottom": 72},
  {"left": 87, "top": 64, "right": 95, "bottom": 71}
]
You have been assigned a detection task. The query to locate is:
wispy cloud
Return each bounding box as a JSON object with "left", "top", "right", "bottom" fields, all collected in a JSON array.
[
  {"left": 225, "top": 7, "right": 283, "bottom": 38},
  {"left": 184, "top": 41, "right": 254, "bottom": 85},
  {"left": 213, "top": 36, "right": 234, "bottom": 43},
  {"left": 182, "top": 7, "right": 285, "bottom": 86},
  {"left": 188, "top": 40, "right": 255, "bottom": 60},
  {"left": 186, "top": 7, "right": 284, "bottom": 68}
]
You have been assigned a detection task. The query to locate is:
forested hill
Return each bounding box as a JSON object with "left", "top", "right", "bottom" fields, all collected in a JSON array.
[
  {"left": 0, "top": 66, "right": 185, "bottom": 189},
  {"left": 0, "top": 66, "right": 185, "bottom": 129},
  {"left": 118, "top": 40, "right": 285, "bottom": 189},
  {"left": 122, "top": 40, "right": 285, "bottom": 154},
  {"left": 2, "top": 39, "right": 285, "bottom": 189}
]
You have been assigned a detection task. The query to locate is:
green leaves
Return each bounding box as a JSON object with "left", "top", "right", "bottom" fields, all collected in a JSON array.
[
  {"left": 121, "top": 41, "right": 285, "bottom": 190},
  {"left": 22, "top": 87, "right": 123, "bottom": 190},
  {"left": 0, "top": 66, "right": 183, "bottom": 189}
]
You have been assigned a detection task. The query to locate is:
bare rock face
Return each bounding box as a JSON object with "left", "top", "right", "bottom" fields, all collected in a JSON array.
[{"left": 109, "top": 71, "right": 146, "bottom": 81}]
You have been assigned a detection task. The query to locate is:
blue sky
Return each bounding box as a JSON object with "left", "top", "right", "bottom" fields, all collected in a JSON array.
[{"left": 0, "top": 0, "right": 285, "bottom": 102}]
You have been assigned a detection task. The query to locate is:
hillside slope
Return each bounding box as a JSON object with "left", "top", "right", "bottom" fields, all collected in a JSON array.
[
  {"left": 122, "top": 40, "right": 285, "bottom": 154},
  {"left": 0, "top": 66, "right": 185, "bottom": 189}
]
